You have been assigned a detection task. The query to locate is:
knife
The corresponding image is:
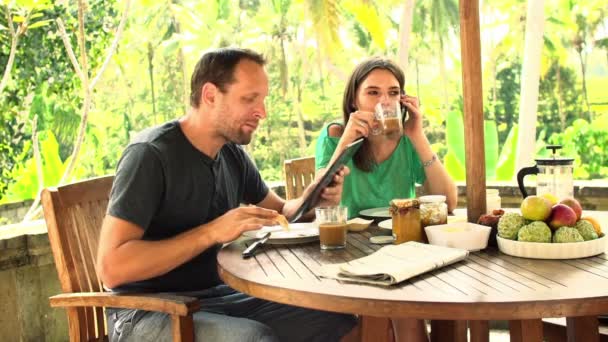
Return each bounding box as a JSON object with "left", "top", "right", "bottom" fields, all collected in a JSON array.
[{"left": 242, "top": 232, "right": 272, "bottom": 259}]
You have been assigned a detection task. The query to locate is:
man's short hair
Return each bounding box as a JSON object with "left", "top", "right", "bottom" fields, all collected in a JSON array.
[{"left": 190, "top": 47, "right": 266, "bottom": 108}]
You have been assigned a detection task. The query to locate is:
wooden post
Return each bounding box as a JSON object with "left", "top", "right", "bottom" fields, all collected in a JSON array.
[{"left": 459, "top": 0, "right": 486, "bottom": 223}]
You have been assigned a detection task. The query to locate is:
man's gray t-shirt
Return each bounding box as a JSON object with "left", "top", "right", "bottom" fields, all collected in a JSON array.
[{"left": 107, "top": 120, "right": 269, "bottom": 293}]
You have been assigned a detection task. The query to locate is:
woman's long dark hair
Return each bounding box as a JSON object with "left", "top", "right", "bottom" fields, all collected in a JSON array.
[{"left": 342, "top": 57, "right": 405, "bottom": 172}]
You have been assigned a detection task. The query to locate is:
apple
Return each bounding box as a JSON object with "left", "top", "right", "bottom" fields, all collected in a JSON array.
[
  {"left": 559, "top": 197, "right": 582, "bottom": 220},
  {"left": 548, "top": 204, "right": 578, "bottom": 230}
]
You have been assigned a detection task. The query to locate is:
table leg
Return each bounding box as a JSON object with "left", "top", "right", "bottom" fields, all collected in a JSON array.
[
  {"left": 469, "top": 320, "right": 489, "bottom": 342},
  {"left": 509, "top": 319, "right": 543, "bottom": 342},
  {"left": 360, "top": 316, "right": 392, "bottom": 342},
  {"left": 566, "top": 316, "right": 599, "bottom": 342},
  {"left": 430, "top": 320, "right": 467, "bottom": 342}
]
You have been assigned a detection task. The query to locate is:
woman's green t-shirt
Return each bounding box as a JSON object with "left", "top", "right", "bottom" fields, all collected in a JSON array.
[{"left": 315, "top": 123, "right": 426, "bottom": 218}]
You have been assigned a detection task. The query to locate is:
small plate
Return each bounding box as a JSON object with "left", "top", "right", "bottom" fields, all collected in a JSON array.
[
  {"left": 243, "top": 222, "right": 319, "bottom": 245},
  {"left": 359, "top": 207, "right": 391, "bottom": 218},
  {"left": 347, "top": 217, "right": 373, "bottom": 232},
  {"left": 378, "top": 219, "right": 392, "bottom": 230}
]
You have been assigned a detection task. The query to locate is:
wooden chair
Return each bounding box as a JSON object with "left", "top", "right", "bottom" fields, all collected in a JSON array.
[
  {"left": 41, "top": 175, "right": 200, "bottom": 342},
  {"left": 543, "top": 317, "right": 608, "bottom": 342},
  {"left": 283, "top": 156, "right": 315, "bottom": 200}
]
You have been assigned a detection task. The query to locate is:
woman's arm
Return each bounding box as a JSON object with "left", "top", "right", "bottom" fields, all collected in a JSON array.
[
  {"left": 409, "top": 133, "right": 457, "bottom": 211},
  {"left": 326, "top": 111, "right": 374, "bottom": 166},
  {"left": 402, "top": 95, "right": 458, "bottom": 212}
]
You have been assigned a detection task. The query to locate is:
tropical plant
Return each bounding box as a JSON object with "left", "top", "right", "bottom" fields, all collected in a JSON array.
[
  {"left": 0, "top": 0, "right": 606, "bottom": 214},
  {"left": 443, "top": 110, "right": 512, "bottom": 181},
  {"left": 0, "top": 131, "right": 68, "bottom": 204},
  {"left": 548, "top": 115, "right": 608, "bottom": 179}
]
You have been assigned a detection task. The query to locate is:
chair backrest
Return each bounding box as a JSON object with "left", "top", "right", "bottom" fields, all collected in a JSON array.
[
  {"left": 283, "top": 156, "right": 315, "bottom": 200},
  {"left": 41, "top": 175, "right": 114, "bottom": 342}
]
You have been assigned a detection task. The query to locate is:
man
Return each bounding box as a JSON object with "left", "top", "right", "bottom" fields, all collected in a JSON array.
[{"left": 97, "top": 48, "right": 357, "bottom": 342}]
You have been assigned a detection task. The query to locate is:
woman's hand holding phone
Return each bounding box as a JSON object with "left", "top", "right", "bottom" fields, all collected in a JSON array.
[{"left": 400, "top": 93, "right": 424, "bottom": 138}]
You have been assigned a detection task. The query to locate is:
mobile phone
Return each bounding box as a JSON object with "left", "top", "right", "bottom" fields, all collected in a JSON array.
[
  {"left": 401, "top": 90, "right": 409, "bottom": 124},
  {"left": 289, "top": 138, "right": 364, "bottom": 223}
]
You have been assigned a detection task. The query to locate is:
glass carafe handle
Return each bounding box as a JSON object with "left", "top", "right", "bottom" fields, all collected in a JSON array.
[{"left": 517, "top": 165, "right": 539, "bottom": 198}]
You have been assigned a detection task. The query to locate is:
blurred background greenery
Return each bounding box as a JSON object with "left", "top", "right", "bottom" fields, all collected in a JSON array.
[{"left": 0, "top": 0, "right": 606, "bottom": 205}]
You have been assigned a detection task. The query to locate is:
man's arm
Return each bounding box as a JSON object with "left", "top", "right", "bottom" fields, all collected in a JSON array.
[{"left": 97, "top": 206, "right": 279, "bottom": 289}]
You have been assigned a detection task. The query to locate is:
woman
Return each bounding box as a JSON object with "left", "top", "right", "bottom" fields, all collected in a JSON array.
[
  {"left": 315, "top": 57, "right": 457, "bottom": 218},
  {"left": 316, "top": 56, "right": 457, "bottom": 342}
]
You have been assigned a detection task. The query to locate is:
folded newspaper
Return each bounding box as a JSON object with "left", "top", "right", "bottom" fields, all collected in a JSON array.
[{"left": 319, "top": 242, "right": 469, "bottom": 286}]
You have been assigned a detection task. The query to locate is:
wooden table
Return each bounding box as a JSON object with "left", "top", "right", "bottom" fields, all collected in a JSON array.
[{"left": 217, "top": 216, "right": 608, "bottom": 342}]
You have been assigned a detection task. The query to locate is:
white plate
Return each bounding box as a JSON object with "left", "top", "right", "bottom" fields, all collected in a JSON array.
[
  {"left": 359, "top": 207, "right": 391, "bottom": 218},
  {"left": 378, "top": 219, "right": 392, "bottom": 230},
  {"left": 243, "top": 222, "right": 319, "bottom": 245},
  {"left": 497, "top": 235, "right": 607, "bottom": 259}
]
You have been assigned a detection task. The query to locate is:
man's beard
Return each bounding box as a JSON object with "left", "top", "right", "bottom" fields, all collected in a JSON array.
[
  {"left": 232, "top": 130, "right": 253, "bottom": 145},
  {"left": 220, "top": 124, "right": 253, "bottom": 145}
]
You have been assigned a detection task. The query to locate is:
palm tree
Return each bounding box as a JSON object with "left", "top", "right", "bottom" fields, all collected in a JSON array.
[
  {"left": 397, "top": 0, "right": 415, "bottom": 71},
  {"left": 415, "top": 0, "right": 459, "bottom": 111},
  {"left": 515, "top": 0, "right": 545, "bottom": 174}
]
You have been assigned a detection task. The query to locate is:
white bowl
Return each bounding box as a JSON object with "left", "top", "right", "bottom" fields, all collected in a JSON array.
[
  {"left": 425, "top": 222, "right": 491, "bottom": 251},
  {"left": 347, "top": 218, "right": 373, "bottom": 232},
  {"left": 497, "top": 235, "right": 607, "bottom": 259}
]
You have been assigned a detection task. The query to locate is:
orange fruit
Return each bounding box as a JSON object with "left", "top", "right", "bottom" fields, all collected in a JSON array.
[{"left": 581, "top": 216, "right": 602, "bottom": 235}]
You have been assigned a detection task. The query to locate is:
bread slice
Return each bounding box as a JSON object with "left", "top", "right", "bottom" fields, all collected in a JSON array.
[{"left": 276, "top": 214, "right": 290, "bottom": 231}]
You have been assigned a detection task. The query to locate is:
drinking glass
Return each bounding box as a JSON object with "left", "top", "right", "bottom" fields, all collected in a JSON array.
[
  {"left": 372, "top": 101, "right": 403, "bottom": 138},
  {"left": 315, "top": 206, "right": 348, "bottom": 250}
]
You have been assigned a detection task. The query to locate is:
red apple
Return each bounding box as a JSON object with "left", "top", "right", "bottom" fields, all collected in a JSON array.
[
  {"left": 559, "top": 197, "right": 582, "bottom": 220},
  {"left": 548, "top": 204, "right": 578, "bottom": 230}
]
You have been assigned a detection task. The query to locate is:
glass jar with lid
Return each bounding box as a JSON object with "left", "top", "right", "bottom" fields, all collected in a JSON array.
[
  {"left": 486, "top": 189, "right": 501, "bottom": 213},
  {"left": 419, "top": 195, "right": 448, "bottom": 242},
  {"left": 389, "top": 198, "right": 421, "bottom": 244}
]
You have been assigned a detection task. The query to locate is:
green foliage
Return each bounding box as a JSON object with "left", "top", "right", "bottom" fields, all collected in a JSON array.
[
  {"left": 486, "top": 57, "right": 520, "bottom": 144},
  {"left": 484, "top": 120, "right": 498, "bottom": 180},
  {"left": 444, "top": 107, "right": 520, "bottom": 181},
  {"left": 1, "top": 131, "right": 67, "bottom": 204},
  {"left": 538, "top": 61, "right": 584, "bottom": 133},
  {"left": 0, "top": 112, "right": 28, "bottom": 196},
  {"left": 548, "top": 116, "right": 608, "bottom": 179},
  {"left": 0, "top": 0, "right": 606, "bottom": 206},
  {"left": 495, "top": 124, "right": 519, "bottom": 180},
  {"left": 0, "top": 0, "right": 118, "bottom": 199}
]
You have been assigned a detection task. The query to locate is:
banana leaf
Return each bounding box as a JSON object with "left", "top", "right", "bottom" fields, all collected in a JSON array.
[
  {"left": 446, "top": 110, "right": 465, "bottom": 167},
  {"left": 446, "top": 111, "right": 499, "bottom": 180},
  {"left": 484, "top": 121, "right": 499, "bottom": 180},
  {"left": 0, "top": 131, "right": 67, "bottom": 203},
  {"left": 444, "top": 150, "right": 466, "bottom": 181},
  {"left": 496, "top": 124, "right": 519, "bottom": 180}
]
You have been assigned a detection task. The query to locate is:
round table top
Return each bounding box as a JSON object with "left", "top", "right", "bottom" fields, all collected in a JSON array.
[{"left": 217, "top": 212, "right": 608, "bottom": 320}]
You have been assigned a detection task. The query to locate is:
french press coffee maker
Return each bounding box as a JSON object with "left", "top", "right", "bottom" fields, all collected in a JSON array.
[{"left": 517, "top": 145, "right": 574, "bottom": 199}]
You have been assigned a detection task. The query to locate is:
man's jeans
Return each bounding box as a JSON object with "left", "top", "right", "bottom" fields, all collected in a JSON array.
[{"left": 106, "top": 285, "right": 357, "bottom": 342}]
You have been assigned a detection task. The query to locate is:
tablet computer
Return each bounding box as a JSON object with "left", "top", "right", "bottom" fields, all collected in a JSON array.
[{"left": 289, "top": 138, "right": 364, "bottom": 223}]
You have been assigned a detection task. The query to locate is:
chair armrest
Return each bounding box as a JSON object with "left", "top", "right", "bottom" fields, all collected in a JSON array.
[{"left": 50, "top": 292, "right": 201, "bottom": 316}]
